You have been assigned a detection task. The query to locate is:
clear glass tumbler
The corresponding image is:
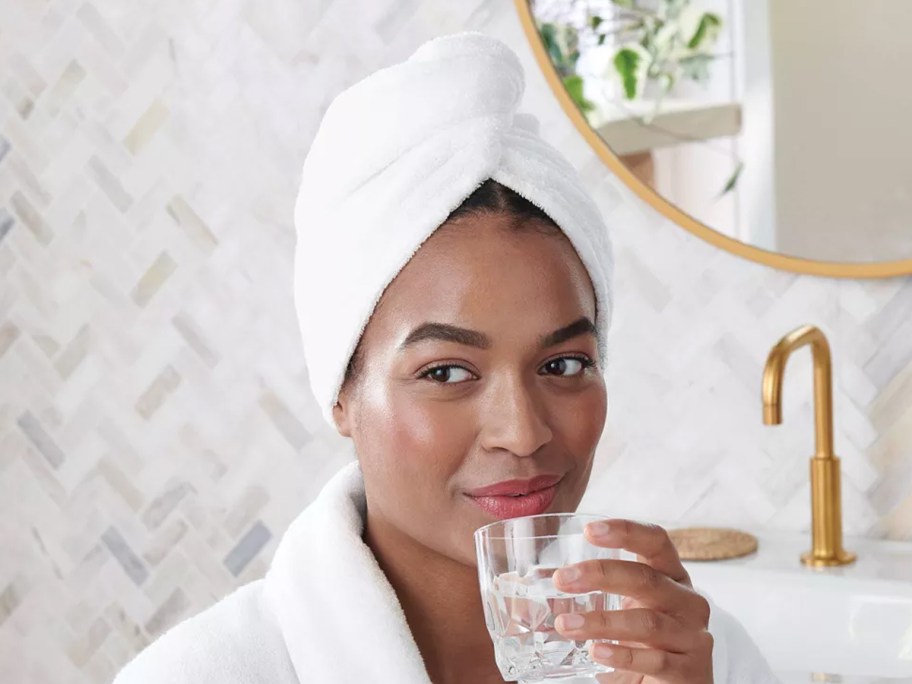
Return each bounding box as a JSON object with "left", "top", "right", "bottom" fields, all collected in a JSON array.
[{"left": 474, "top": 513, "right": 622, "bottom": 682}]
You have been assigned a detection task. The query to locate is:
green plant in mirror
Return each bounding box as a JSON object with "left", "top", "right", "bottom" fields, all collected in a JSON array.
[
  {"left": 538, "top": 21, "right": 596, "bottom": 114},
  {"left": 532, "top": 0, "right": 739, "bottom": 195},
  {"left": 537, "top": 0, "right": 723, "bottom": 107},
  {"left": 607, "top": 0, "right": 723, "bottom": 103}
]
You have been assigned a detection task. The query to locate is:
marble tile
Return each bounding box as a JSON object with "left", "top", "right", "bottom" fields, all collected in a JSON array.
[
  {"left": 142, "top": 587, "right": 188, "bottom": 637},
  {"left": 222, "top": 520, "right": 272, "bottom": 578},
  {"left": 16, "top": 410, "right": 66, "bottom": 469},
  {"left": 129, "top": 252, "right": 177, "bottom": 308},
  {"left": 100, "top": 526, "right": 148, "bottom": 586}
]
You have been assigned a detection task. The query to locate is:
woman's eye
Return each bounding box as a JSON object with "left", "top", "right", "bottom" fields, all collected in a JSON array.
[
  {"left": 419, "top": 357, "right": 593, "bottom": 384},
  {"left": 420, "top": 365, "right": 475, "bottom": 384},
  {"left": 542, "top": 357, "right": 592, "bottom": 376}
]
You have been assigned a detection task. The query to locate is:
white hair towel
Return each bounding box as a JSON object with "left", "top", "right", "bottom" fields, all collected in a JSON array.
[{"left": 293, "top": 30, "right": 615, "bottom": 427}]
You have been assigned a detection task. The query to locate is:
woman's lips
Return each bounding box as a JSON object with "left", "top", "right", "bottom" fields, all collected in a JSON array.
[{"left": 465, "top": 482, "right": 559, "bottom": 520}]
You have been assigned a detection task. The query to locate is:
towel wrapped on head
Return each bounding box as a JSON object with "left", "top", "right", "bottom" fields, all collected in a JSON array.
[{"left": 293, "top": 31, "right": 615, "bottom": 428}]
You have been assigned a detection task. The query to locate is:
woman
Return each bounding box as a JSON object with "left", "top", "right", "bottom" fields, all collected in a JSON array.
[{"left": 113, "top": 31, "right": 779, "bottom": 684}]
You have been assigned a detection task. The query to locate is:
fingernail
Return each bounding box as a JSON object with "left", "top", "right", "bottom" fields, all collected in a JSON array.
[
  {"left": 556, "top": 565, "right": 580, "bottom": 583},
  {"left": 556, "top": 613, "right": 584, "bottom": 630},
  {"left": 588, "top": 520, "right": 612, "bottom": 536}
]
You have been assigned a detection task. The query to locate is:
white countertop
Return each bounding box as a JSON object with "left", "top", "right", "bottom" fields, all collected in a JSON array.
[{"left": 680, "top": 528, "right": 912, "bottom": 583}]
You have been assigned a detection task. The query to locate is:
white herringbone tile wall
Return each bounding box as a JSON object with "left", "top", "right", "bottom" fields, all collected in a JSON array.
[{"left": 1, "top": 1, "right": 910, "bottom": 682}]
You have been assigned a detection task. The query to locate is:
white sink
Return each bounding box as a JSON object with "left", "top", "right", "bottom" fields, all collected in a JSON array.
[{"left": 682, "top": 531, "right": 912, "bottom": 683}]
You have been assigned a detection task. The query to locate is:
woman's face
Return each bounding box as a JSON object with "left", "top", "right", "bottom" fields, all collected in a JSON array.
[{"left": 333, "top": 212, "right": 608, "bottom": 567}]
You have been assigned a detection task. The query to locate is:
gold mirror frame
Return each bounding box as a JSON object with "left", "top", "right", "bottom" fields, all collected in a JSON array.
[{"left": 514, "top": 0, "right": 912, "bottom": 278}]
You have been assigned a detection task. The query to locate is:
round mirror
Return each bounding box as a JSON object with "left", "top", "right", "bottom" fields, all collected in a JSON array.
[{"left": 516, "top": 0, "right": 912, "bottom": 277}]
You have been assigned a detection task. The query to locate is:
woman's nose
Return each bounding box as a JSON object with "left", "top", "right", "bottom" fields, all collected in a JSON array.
[{"left": 479, "top": 376, "right": 553, "bottom": 457}]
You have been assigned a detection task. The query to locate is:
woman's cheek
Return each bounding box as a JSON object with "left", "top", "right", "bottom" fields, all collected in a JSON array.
[
  {"left": 586, "top": 384, "right": 608, "bottom": 433},
  {"left": 387, "top": 389, "right": 477, "bottom": 467},
  {"left": 558, "top": 382, "right": 607, "bottom": 451},
  {"left": 386, "top": 394, "right": 440, "bottom": 453}
]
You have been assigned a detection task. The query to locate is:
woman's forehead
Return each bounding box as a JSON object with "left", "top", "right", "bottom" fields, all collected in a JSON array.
[
  {"left": 397, "top": 214, "right": 587, "bottom": 288},
  {"left": 361, "top": 219, "right": 597, "bottom": 351}
]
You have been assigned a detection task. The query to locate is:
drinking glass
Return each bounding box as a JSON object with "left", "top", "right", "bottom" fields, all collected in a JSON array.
[{"left": 474, "top": 513, "right": 622, "bottom": 682}]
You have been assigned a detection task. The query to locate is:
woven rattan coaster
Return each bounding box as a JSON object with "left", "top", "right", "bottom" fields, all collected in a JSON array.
[{"left": 668, "top": 527, "right": 758, "bottom": 561}]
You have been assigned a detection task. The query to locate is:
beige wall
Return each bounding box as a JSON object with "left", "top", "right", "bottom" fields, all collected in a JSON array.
[{"left": 769, "top": 0, "right": 912, "bottom": 261}]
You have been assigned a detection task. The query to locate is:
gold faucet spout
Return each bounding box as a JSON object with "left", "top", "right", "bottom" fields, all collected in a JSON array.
[
  {"left": 761, "top": 325, "right": 856, "bottom": 567},
  {"left": 762, "top": 402, "right": 781, "bottom": 425},
  {"left": 762, "top": 326, "right": 834, "bottom": 457}
]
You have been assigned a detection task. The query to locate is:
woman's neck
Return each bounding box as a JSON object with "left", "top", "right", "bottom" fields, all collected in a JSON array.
[{"left": 362, "top": 506, "right": 504, "bottom": 684}]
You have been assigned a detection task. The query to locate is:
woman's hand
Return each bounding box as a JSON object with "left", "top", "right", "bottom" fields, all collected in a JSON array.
[{"left": 551, "top": 518, "right": 714, "bottom": 683}]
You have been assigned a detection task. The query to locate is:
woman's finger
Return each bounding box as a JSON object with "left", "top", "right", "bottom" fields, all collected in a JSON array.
[
  {"left": 584, "top": 518, "right": 690, "bottom": 585},
  {"left": 553, "top": 558, "right": 711, "bottom": 626},
  {"left": 555, "top": 607, "right": 701, "bottom": 653},
  {"left": 594, "top": 669, "right": 642, "bottom": 684},
  {"left": 589, "top": 633, "right": 714, "bottom": 683}
]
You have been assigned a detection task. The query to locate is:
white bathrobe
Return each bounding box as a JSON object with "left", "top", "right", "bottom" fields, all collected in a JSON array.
[{"left": 112, "top": 460, "right": 781, "bottom": 683}]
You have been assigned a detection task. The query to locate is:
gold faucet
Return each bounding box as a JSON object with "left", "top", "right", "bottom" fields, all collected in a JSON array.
[{"left": 762, "top": 324, "right": 856, "bottom": 567}]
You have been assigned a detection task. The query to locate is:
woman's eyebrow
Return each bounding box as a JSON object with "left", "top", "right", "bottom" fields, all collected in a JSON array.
[
  {"left": 398, "top": 316, "right": 596, "bottom": 351},
  {"left": 400, "top": 323, "right": 491, "bottom": 350},
  {"left": 540, "top": 316, "right": 597, "bottom": 348}
]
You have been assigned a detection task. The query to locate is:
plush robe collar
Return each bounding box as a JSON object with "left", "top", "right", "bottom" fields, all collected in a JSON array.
[{"left": 262, "top": 459, "right": 434, "bottom": 683}]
